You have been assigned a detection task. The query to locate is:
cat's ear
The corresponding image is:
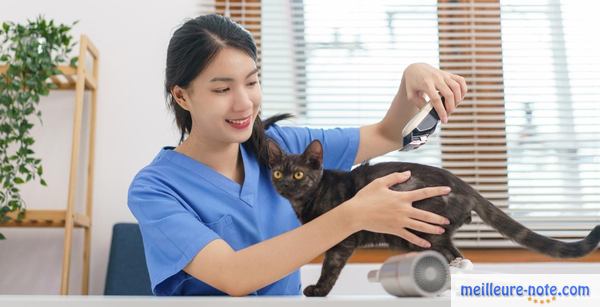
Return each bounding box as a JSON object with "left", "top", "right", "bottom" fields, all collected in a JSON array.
[
  {"left": 303, "top": 140, "right": 323, "bottom": 168},
  {"left": 267, "top": 139, "right": 283, "bottom": 168}
]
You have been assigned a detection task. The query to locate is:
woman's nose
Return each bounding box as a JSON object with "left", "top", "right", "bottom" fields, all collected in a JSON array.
[{"left": 232, "top": 87, "right": 253, "bottom": 111}]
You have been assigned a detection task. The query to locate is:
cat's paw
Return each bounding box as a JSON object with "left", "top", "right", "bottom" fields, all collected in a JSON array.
[
  {"left": 449, "top": 258, "right": 474, "bottom": 270},
  {"left": 303, "top": 285, "right": 330, "bottom": 297},
  {"left": 449, "top": 257, "right": 464, "bottom": 268},
  {"left": 457, "top": 258, "right": 473, "bottom": 270}
]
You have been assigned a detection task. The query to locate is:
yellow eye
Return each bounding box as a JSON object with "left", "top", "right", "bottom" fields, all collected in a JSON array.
[
  {"left": 273, "top": 170, "right": 282, "bottom": 179},
  {"left": 293, "top": 171, "right": 304, "bottom": 180}
]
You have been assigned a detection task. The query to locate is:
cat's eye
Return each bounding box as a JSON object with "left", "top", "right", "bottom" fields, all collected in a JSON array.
[
  {"left": 273, "top": 170, "right": 283, "bottom": 180},
  {"left": 293, "top": 171, "right": 304, "bottom": 180}
]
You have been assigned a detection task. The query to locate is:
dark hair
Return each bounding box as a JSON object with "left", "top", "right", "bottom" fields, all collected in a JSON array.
[{"left": 165, "top": 14, "right": 287, "bottom": 167}]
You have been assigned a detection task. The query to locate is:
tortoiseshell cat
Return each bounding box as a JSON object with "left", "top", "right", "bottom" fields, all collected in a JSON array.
[{"left": 266, "top": 138, "right": 600, "bottom": 297}]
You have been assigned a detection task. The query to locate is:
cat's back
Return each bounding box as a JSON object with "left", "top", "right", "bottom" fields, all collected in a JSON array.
[{"left": 351, "top": 161, "right": 471, "bottom": 192}]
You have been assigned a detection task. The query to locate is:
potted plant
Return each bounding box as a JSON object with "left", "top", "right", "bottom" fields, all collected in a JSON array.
[{"left": 0, "top": 16, "right": 77, "bottom": 239}]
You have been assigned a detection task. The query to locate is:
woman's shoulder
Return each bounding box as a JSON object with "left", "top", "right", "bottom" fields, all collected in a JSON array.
[
  {"left": 265, "top": 123, "right": 358, "bottom": 152},
  {"left": 128, "top": 147, "right": 181, "bottom": 191},
  {"left": 265, "top": 123, "right": 303, "bottom": 139}
]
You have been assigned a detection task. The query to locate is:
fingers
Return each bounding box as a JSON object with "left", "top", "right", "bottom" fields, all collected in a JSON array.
[
  {"left": 429, "top": 72, "right": 468, "bottom": 124},
  {"left": 396, "top": 228, "right": 431, "bottom": 248},
  {"left": 434, "top": 81, "right": 455, "bottom": 118},
  {"left": 425, "top": 84, "right": 448, "bottom": 124},
  {"left": 451, "top": 74, "right": 468, "bottom": 101},
  {"left": 377, "top": 171, "right": 411, "bottom": 187},
  {"left": 409, "top": 208, "right": 450, "bottom": 225},
  {"left": 406, "top": 219, "right": 446, "bottom": 235},
  {"left": 405, "top": 186, "right": 451, "bottom": 201},
  {"left": 445, "top": 77, "right": 462, "bottom": 108},
  {"left": 413, "top": 91, "right": 427, "bottom": 109},
  {"left": 404, "top": 64, "right": 467, "bottom": 123}
]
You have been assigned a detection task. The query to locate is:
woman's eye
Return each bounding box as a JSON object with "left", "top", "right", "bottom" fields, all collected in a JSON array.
[
  {"left": 293, "top": 171, "right": 304, "bottom": 180},
  {"left": 273, "top": 170, "right": 282, "bottom": 179},
  {"left": 213, "top": 88, "right": 229, "bottom": 93},
  {"left": 247, "top": 81, "right": 258, "bottom": 87}
]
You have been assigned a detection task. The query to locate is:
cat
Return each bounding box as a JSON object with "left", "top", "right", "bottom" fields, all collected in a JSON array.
[{"left": 266, "top": 138, "right": 600, "bottom": 297}]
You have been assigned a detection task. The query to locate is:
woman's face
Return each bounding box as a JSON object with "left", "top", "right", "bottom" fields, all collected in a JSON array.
[{"left": 177, "top": 47, "right": 262, "bottom": 146}]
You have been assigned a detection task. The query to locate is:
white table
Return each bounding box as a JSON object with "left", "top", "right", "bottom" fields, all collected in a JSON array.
[{"left": 0, "top": 295, "right": 450, "bottom": 307}]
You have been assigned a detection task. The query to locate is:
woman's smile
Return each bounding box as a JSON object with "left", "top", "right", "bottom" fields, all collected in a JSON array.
[{"left": 225, "top": 115, "right": 252, "bottom": 129}]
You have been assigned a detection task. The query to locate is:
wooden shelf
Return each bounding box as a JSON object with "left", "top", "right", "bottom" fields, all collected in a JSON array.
[
  {"left": 3, "top": 209, "right": 90, "bottom": 228},
  {"left": 0, "top": 65, "right": 97, "bottom": 91},
  {"left": 0, "top": 34, "right": 98, "bottom": 295}
]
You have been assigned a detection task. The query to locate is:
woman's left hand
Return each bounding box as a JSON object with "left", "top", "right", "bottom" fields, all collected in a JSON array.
[{"left": 402, "top": 63, "right": 468, "bottom": 123}]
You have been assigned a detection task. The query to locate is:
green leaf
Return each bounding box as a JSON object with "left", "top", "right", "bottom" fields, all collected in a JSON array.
[
  {"left": 8, "top": 200, "right": 20, "bottom": 209},
  {"left": 70, "top": 56, "right": 78, "bottom": 67},
  {"left": 39, "top": 86, "right": 49, "bottom": 96},
  {"left": 1, "top": 215, "right": 11, "bottom": 224},
  {"left": 0, "top": 232, "right": 6, "bottom": 240},
  {"left": 0, "top": 16, "right": 74, "bottom": 225}
]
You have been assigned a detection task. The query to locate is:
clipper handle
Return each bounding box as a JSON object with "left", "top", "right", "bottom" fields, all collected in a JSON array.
[{"left": 399, "top": 98, "right": 444, "bottom": 151}]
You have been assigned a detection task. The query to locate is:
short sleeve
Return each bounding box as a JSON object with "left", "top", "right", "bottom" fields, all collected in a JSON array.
[
  {"left": 127, "top": 180, "right": 221, "bottom": 295},
  {"left": 265, "top": 125, "right": 359, "bottom": 171}
]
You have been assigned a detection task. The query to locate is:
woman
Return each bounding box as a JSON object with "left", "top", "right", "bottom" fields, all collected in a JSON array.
[{"left": 128, "top": 14, "right": 467, "bottom": 296}]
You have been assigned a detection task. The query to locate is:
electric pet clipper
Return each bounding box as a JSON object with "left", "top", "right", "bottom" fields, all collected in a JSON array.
[{"left": 399, "top": 97, "right": 444, "bottom": 151}]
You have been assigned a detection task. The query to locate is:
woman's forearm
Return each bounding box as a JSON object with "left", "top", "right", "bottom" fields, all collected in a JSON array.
[
  {"left": 226, "top": 202, "right": 359, "bottom": 296},
  {"left": 353, "top": 78, "right": 418, "bottom": 164},
  {"left": 184, "top": 170, "right": 449, "bottom": 296},
  {"left": 379, "top": 76, "right": 419, "bottom": 145}
]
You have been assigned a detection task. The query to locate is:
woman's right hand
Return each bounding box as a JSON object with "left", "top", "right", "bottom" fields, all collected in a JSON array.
[{"left": 343, "top": 171, "right": 451, "bottom": 248}]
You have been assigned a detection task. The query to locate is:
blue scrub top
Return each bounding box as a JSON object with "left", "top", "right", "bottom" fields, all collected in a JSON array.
[{"left": 127, "top": 124, "right": 359, "bottom": 296}]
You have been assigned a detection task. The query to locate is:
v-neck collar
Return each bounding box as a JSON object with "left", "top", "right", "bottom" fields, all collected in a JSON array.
[{"left": 159, "top": 144, "right": 259, "bottom": 207}]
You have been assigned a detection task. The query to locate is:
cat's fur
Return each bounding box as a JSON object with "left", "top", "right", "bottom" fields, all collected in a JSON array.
[{"left": 266, "top": 138, "right": 600, "bottom": 297}]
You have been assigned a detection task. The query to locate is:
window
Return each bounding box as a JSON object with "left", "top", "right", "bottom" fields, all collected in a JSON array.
[{"left": 206, "top": 0, "right": 600, "bottom": 248}]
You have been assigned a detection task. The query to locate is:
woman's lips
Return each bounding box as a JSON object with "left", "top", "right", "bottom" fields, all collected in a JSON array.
[{"left": 225, "top": 116, "right": 251, "bottom": 129}]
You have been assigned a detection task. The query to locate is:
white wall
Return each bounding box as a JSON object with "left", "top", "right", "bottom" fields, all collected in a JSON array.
[{"left": 0, "top": 0, "right": 197, "bottom": 294}]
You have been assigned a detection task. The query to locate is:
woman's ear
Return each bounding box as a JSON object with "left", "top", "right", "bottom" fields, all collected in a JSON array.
[
  {"left": 171, "top": 85, "right": 191, "bottom": 111},
  {"left": 267, "top": 139, "right": 283, "bottom": 168}
]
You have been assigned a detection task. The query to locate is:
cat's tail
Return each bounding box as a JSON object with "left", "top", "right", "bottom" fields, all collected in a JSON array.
[
  {"left": 263, "top": 113, "right": 294, "bottom": 128},
  {"left": 251, "top": 113, "right": 294, "bottom": 167},
  {"left": 473, "top": 196, "right": 600, "bottom": 258}
]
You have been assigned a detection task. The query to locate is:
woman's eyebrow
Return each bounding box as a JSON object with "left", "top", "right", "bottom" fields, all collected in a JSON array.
[
  {"left": 209, "top": 68, "right": 260, "bottom": 82},
  {"left": 246, "top": 67, "right": 260, "bottom": 78}
]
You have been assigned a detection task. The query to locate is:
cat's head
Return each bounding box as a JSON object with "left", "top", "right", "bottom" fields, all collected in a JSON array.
[{"left": 267, "top": 139, "right": 324, "bottom": 200}]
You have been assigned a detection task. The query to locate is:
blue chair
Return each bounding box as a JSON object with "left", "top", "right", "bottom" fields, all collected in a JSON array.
[{"left": 104, "top": 223, "right": 153, "bottom": 295}]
